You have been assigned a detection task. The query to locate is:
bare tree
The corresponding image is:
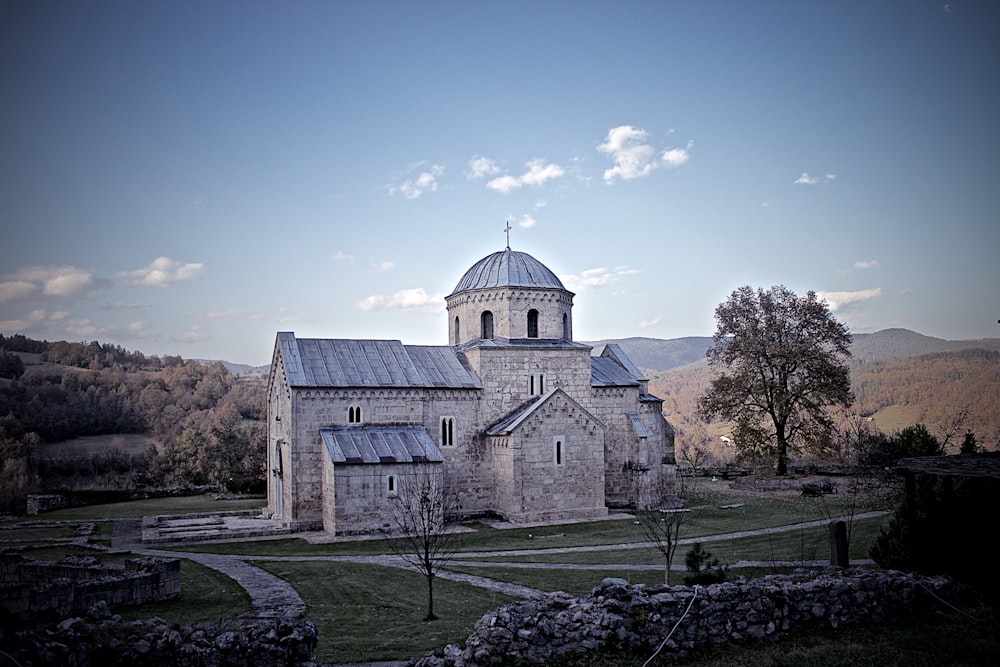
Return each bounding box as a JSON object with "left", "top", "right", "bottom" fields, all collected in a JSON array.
[
  {"left": 634, "top": 486, "right": 685, "bottom": 584},
  {"left": 385, "top": 468, "right": 462, "bottom": 621}
]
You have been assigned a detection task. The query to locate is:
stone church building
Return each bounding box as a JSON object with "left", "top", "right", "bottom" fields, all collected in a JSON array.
[{"left": 265, "top": 246, "right": 676, "bottom": 534}]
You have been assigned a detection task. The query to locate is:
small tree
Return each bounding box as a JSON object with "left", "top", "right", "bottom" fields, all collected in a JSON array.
[
  {"left": 697, "top": 285, "right": 853, "bottom": 476},
  {"left": 385, "top": 468, "right": 462, "bottom": 621},
  {"left": 635, "top": 489, "right": 685, "bottom": 584}
]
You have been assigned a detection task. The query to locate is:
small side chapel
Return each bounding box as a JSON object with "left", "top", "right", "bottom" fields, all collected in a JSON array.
[{"left": 265, "top": 244, "right": 677, "bottom": 534}]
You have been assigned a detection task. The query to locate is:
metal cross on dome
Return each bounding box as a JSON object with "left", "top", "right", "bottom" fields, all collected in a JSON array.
[{"left": 504, "top": 218, "right": 512, "bottom": 250}]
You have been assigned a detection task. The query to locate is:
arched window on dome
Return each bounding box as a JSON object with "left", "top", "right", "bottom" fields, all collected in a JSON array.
[
  {"left": 527, "top": 309, "right": 539, "bottom": 338},
  {"left": 481, "top": 311, "right": 494, "bottom": 340},
  {"left": 453, "top": 316, "right": 460, "bottom": 345}
]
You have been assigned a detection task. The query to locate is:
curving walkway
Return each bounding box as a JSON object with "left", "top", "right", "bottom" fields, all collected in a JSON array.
[{"left": 114, "top": 510, "right": 889, "bottom": 621}]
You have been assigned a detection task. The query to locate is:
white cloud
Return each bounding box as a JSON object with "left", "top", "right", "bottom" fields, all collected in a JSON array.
[
  {"left": 390, "top": 164, "right": 443, "bottom": 199},
  {"left": 357, "top": 287, "right": 446, "bottom": 313},
  {"left": 816, "top": 288, "right": 883, "bottom": 311},
  {"left": 467, "top": 156, "right": 501, "bottom": 179},
  {"left": 331, "top": 251, "right": 354, "bottom": 261},
  {"left": 598, "top": 125, "right": 656, "bottom": 182},
  {"left": 561, "top": 266, "right": 639, "bottom": 292},
  {"left": 486, "top": 174, "right": 522, "bottom": 194},
  {"left": 1, "top": 265, "right": 110, "bottom": 302},
  {"left": 0, "top": 318, "right": 30, "bottom": 332},
  {"left": 63, "top": 318, "right": 106, "bottom": 337},
  {"left": 661, "top": 141, "right": 694, "bottom": 169},
  {"left": 120, "top": 257, "right": 205, "bottom": 287},
  {"left": 0, "top": 280, "right": 38, "bottom": 302},
  {"left": 794, "top": 171, "right": 836, "bottom": 185},
  {"left": 486, "top": 160, "right": 565, "bottom": 194},
  {"left": 517, "top": 215, "right": 536, "bottom": 229},
  {"left": 598, "top": 125, "right": 692, "bottom": 183},
  {"left": 854, "top": 259, "right": 878, "bottom": 270},
  {"left": 370, "top": 261, "right": 395, "bottom": 274},
  {"left": 638, "top": 316, "right": 662, "bottom": 329}
]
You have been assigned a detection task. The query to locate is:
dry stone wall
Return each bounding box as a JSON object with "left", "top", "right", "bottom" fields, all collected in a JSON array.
[
  {"left": 411, "top": 569, "right": 959, "bottom": 666},
  {"left": 0, "top": 554, "right": 180, "bottom": 625},
  {"left": 1, "top": 600, "right": 317, "bottom": 667}
]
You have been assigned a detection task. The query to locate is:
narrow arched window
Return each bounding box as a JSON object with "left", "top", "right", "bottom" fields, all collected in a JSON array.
[
  {"left": 454, "top": 316, "right": 460, "bottom": 345},
  {"left": 481, "top": 311, "right": 494, "bottom": 339},
  {"left": 562, "top": 313, "right": 569, "bottom": 340},
  {"left": 554, "top": 436, "right": 564, "bottom": 466},
  {"left": 348, "top": 406, "right": 363, "bottom": 423},
  {"left": 440, "top": 416, "right": 455, "bottom": 447},
  {"left": 527, "top": 309, "right": 539, "bottom": 338}
]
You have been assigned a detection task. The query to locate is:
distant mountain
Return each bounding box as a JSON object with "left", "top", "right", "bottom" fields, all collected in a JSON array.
[
  {"left": 588, "top": 329, "right": 1000, "bottom": 373},
  {"left": 850, "top": 328, "right": 1000, "bottom": 362},
  {"left": 585, "top": 336, "right": 712, "bottom": 372}
]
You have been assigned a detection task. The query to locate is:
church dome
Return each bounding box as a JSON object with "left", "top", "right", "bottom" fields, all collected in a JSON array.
[{"left": 451, "top": 248, "right": 566, "bottom": 295}]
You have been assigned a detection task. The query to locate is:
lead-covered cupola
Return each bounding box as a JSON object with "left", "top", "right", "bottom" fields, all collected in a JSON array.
[{"left": 446, "top": 247, "right": 575, "bottom": 346}]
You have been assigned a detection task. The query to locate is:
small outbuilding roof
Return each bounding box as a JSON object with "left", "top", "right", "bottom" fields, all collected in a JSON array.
[{"left": 322, "top": 426, "right": 444, "bottom": 465}]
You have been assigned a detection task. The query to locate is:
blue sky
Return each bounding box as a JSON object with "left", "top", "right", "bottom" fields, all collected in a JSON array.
[{"left": 2, "top": 0, "right": 998, "bottom": 366}]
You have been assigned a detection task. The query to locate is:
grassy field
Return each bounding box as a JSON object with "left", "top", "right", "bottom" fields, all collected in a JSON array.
[
  {"left": 12, "top": 476, "right": 992, "bottom": 665},
  {"left": 36, "top": 433, "right": 160, "bottom": 458},
  {"left": 36, "top": 494, "right": 266, "bottom": 520}
]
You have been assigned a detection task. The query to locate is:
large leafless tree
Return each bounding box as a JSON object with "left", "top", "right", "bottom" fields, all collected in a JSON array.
[{"left": 697, "top": 285, "right": 853, "bottom": 476}]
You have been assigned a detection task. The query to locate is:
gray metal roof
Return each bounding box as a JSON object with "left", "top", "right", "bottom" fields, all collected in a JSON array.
[
  {"left": 590, "top": 356, "right": 640, "bottom": 387},
  {"left": 628, "top": 412, "right": 649, "bottom": 438},
  {"left": 277, "top": 333, "right": 481, "bottom": 389},
  {"left": 322, "top": 426, "right": 444, "bottom": 464},
  {"left": 450, "top": 248, "right": 566, "bottom": 295},
  {"left": 601, "top": 343, "right": 647, "bottom": 382}
]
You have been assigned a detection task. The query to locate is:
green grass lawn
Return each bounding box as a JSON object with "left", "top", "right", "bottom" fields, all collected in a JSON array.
[
  {"left": 36, "top": 494, "right": 265, "bottom": 520},
  {"left": 257, "top": 561, "right": 516, "bottom": 664}
]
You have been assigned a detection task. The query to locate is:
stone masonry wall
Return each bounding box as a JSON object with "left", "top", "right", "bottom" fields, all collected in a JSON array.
[
  {"left": 0, "top": 554, "right": 180, "bottom": 624},
  {"left": 411, "top": 569, "right": 958, "bottom": 666}
]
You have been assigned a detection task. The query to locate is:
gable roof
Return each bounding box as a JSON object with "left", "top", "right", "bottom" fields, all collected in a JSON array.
[
  {"left": 322, "top": 426, "right": 444, "bottom": 464},
  {"left": 590, "top": 356, "right": 640, "bottom": 387},
  {"left": 486, "top": 388, "right": 603, "bottom": 436},
  {"left": 276, "top": 332, "right": 481, "bottom": 389}
]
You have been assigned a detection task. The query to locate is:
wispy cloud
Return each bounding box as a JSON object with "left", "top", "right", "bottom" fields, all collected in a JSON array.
[
  {"left": 794, "top": 171, "right": 836, "bottom": 185},
  {"left": 370, "top": 261, "right": 395, "bottom": 273},
  {"left": 516, "top": 214, "right": 536, "bottom": 229},
  {"left": 357, "top": 288, "right": 446, "bottom": 313},
  {"left": 120, "top": 257, "right": 205, "bottom": 287},
  {"left": 561, "top": 266, "right": 639, "bottom": 292},
  {"left": 467, "top": 156, "right": 501, "bottom": 180},
  {"left": 331, "top": 251, "right": 354, "bottom": 262},
  {"left": 638, "top": 316, "right": 662, "bottom": 329},
  {"left": 854, "top": 259, "right": 878, "bottom": 270},
  {"left": 816, "top": 288, "right": 882, "bottom": 311},
  {"left": 204, "top": 310, "right": 264, "bottom": 321},
  {"left": 389, "top": 164, "right": 444, "bottom": 199},
  {"left": 0, "top": 265, "right": 111, "bottom": 302},
  {"left": 486, "top": 159, "right": 565, "bottom": 194},
  {"left": 171, "top": 325, "right": 207, "bottom": 343},
  {"left": 598, "top": 125, "right": 693, "bottom": 184}
]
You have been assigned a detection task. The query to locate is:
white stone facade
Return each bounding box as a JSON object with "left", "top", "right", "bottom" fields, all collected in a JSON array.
[{"left": 266, "top": 248, "right": 676, "bottom": 535}]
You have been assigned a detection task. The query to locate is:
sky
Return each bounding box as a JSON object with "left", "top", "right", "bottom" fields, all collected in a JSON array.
[{"left": 1, "top": 0, "right": 998, "bottom": 367}]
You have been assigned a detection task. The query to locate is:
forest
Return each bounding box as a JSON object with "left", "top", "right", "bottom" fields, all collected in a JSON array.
[
  {"left": 0, "top": 334, "right": 265, "bottom": 513},
  {"left": 649, "top": 347, "right": 1000, "bottom": 470},
  {"left": 2, "top": 332, "right": 998, "bottom": 512}
]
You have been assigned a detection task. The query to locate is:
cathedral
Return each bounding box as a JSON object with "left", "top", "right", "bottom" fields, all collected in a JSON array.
[{"left": 265, "top": 245, "right": 676, "bottom": 534}]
